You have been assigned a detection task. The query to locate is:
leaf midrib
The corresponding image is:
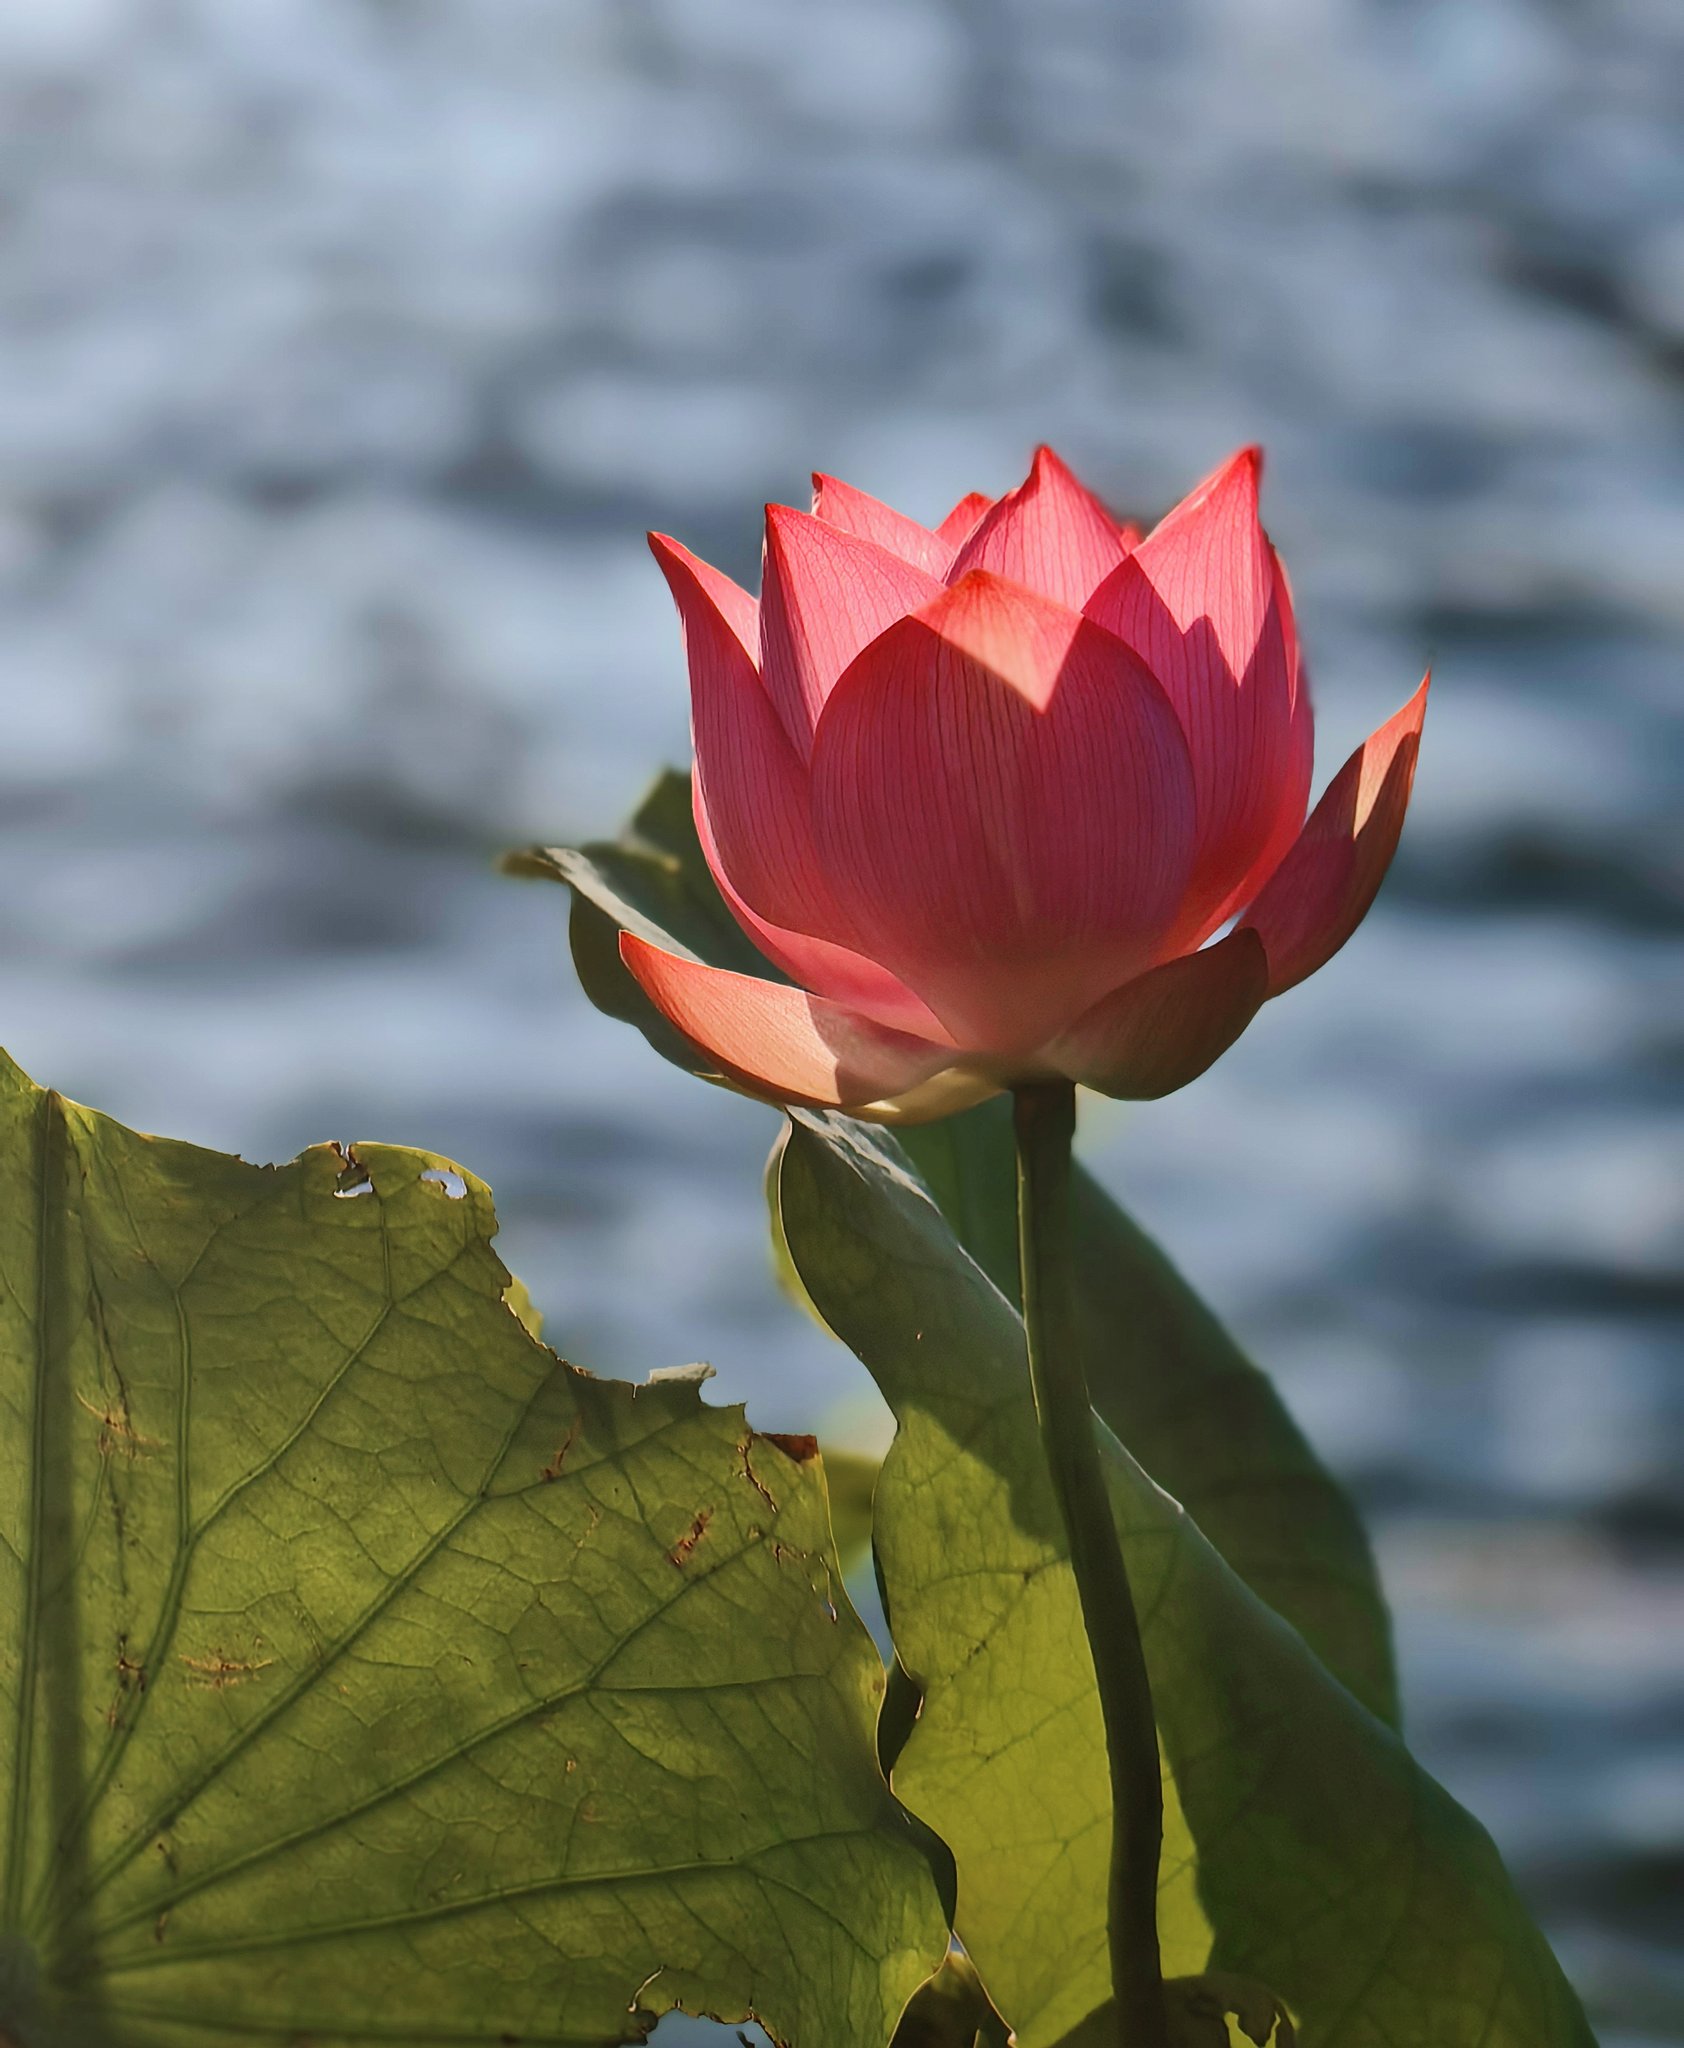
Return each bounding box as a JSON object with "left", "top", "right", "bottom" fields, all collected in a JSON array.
[
  {"left": 0, "top": 1090, "right": 57, "bottom": 1925},
  {"left": 42, "top": 1217, "right": 401, "bottom": 1913}
]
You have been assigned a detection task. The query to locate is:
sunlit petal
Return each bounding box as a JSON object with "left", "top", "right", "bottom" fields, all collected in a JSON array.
[
  {"left": 621, "top": 934, "right": 958, "bottom": 1112},
  {"left": 947, "top": 446, "right": 1132, "bottom": 610}
]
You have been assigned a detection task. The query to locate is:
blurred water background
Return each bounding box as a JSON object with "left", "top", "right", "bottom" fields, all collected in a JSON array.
[{"left": 0, "top": 1, "right": 1679, "bottom": 2040}]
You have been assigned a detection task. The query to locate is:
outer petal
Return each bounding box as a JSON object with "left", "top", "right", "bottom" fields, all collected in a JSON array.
[
  {"left": 648, "top": 528, "right": 759, "bottom": 657},
  {"left": 1043, "top": 928, "right": 1269, "bottom": 1099},
  {"left": 649, "top": 531, "right": 852, "bottom": 948},
  {"left": 760, "top": 506, "right": 943, "bottom": 756},
  {"left": 810, "top": 473, "right": 955, "bottom": 577},
  {"left": 1241, "top": 676, "right": 1430, "bottom": 996},
  {"left": 810, "top": 571, "right": 1196, "bottom": 1057},
  {"left": 692, "top": 789, "right": 953, "bottom": 1042},
  {"left": 1085, "top": 448, "right": 1313, "bottom": 944},
  {"left": 947, "top": 446, "right": 1132, "bottom": 610},
  {"left": 620, "top": 933, "right": 958, "bottom": 1112}
]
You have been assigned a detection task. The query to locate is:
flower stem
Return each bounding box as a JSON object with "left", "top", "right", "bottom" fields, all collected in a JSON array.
[{"left": 1012, "top": 1081, "right": 1168, "bottom": 2048}]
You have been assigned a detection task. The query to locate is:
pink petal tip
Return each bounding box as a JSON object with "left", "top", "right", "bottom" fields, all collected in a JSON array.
[{"left": 1242, "top": 674, "right": 1430, "bottom": 996}]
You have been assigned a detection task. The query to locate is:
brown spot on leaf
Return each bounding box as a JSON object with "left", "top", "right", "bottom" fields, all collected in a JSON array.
[
  {"left": 668, "top": 1507, "right": 713, "bottom": 1568},
  {"left": 106, "top": 1633, "right": 149, "bottom": 1725},
  {"left": 539, "top": 1417, "right": 582, "bottom": 1483},
  {"left": 181, "top": 1642, "right": 275, "bottom": 1691},
  {"left": 77, "top": 1388, "right": 159, "bottom": 1460},
  {"left": 737, "top": 1436, "right": 779, "bottom": 1512},
  {"left": 759, "top": 1431, "right": 819, "bottom": 1464}
]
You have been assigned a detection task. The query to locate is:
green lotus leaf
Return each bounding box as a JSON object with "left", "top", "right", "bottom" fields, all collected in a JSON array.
[
  {"left": 771, "top": 1113, "right": 1593, "bottom": 2048},
  {"left": 893, "top": 1104, "right": 1397, "bottom": 1728},
  {"left": 0, "top": 1054, "right": 946, "bottom": 2047}
]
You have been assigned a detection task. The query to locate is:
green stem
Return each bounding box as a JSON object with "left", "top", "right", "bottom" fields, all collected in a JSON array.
[{"left": 1013, "top": 1082, "right": 1168, "bottom": 2048}]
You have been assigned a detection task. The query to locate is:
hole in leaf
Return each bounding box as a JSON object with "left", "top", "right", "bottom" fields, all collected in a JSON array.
[
  {"left": 333, "top": 1152, "right": 374, "bottom": 1199},
  {"left": 646, "top": 2021, "right": 774, "bottom": 2047},
  {"left": 420, "top": 1167, "right": 468, "bottom": 1200}
]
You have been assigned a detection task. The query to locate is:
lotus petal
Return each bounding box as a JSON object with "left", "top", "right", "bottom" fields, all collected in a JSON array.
[
  {"left": 620, "top": 934, "right": 958, "bottom": 1112},
  {"left": 811, "top": 473, "right": 955, "bottom": 577},
  {"left": 692, "top": 792, "right": 953, "bottom": 1042},
  {"left": 760, "top": 506, "right": 943, "bottom": 755},
  {"left": 811, "top": 571, "right": 1196, "bottom": 1054},
  {"left": 1045, "top": 928, "right": 1269, "bottom": 1098},
  {"left": 1242, "top": 676, "right": 1430, "bottom": 995},
  {"left": 650, "top": 531, "right": 853, "bottom": 948},
  {"left": 934, "top": 490, "right": 994, "bottom": 548},
  {"left": 947, "top": 446, "right": 1133, "bottom": 610},
  {"left": 1087, "top": 447, "right": 1313, "bottom": 944}
]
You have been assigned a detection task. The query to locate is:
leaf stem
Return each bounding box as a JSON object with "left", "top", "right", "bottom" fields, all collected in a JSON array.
[{"left": 1012, "top": 1081, "right": 1168, "bottom": 2048}]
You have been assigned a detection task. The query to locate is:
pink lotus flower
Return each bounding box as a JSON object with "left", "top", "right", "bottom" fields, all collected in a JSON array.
[{"left": 624, "top": 446, "right": 1427, "bottom": 1122}]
